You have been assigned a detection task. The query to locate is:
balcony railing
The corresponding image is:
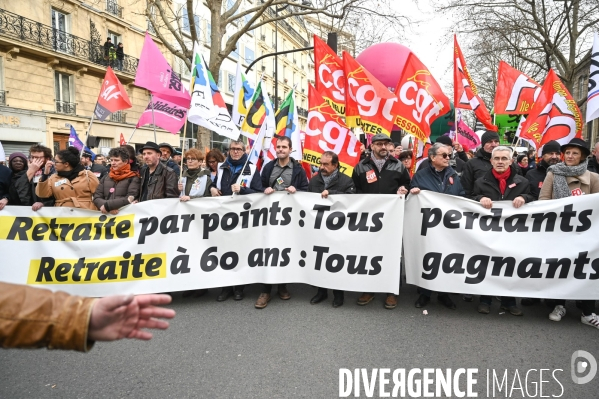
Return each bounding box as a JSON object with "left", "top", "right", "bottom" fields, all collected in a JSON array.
[
  {"left": 0, "top": 8, "right": 138, "bottom": 75},
  {"left": 0, "top": 90, "right": 5, "bottom": 105},
  {"left": 56, "top": 101, "right": 76, "bottom": 115},
  {"left": 297, "top": 107, "right": 308, "bottom": 118},
  {"left": 110, "top": 110, "right": 126, "bottom": 123},
  {"left": 106, "top": 1, "right": 123, "bottom": 18}
]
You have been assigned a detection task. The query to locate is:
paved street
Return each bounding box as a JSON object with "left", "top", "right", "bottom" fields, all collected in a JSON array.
[{"left": 2, "top": 283, "right": 598, "bottom": 398}]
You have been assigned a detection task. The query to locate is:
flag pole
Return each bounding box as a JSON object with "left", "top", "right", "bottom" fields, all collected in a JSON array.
[
  {"left": 150, "top": 93, "right": 157, "bottom": 143},
  {"left": 127, "top": 128, "right": 137, "bottom": 143},
  {"left": 79, "top": 114, "right": 96, "bottom": 158},
  {"left": 234, "top": 127, "right": 263, "bottom": 193},
  {"left": 180, "top": 69, "right": 196, "bottom": 180}
]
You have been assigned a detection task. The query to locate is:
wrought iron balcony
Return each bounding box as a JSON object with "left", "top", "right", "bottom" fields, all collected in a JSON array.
[
  {"left": 56, "top": 101, "right": 76, "bottom": 115},
  {"left": 0, "top": 8, "right": 138, "bottom": 75},
  {"left": 0, "top": 90, "right": 5, "bottom": 106},
  {"left": 106, "top": 1, "right": 123, "bottom": 18},
  {"left": 297, "top": 107, "right": 308, "bottom": 118},
  {"left": 110, "top": 110, "right": 126, "bottom": 123}
]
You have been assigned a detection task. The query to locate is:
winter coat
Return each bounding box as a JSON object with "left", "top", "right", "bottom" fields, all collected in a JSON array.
[
  {"left": 36, "top": 170, "right": 99, "bottom": 210},
  {"left": 164, "top": 159, "right": 181, "bottom": 177},
  {"left": 180, "top": 168, "right": 212, "bottom": 198},
  {"left": 213, "top": 160, "right": 263, "bottom": 196},
  {"left": 587, "top": 157, "right": 599, "bottom": 174},
  {"left": 115, "top": 46, "right": 124, "bottom": 60},
  {"left": 352, "top": 155, "right": 411, "bottom": 194},
  {"left": 261, "top": 158, "right": 309, "bottom": 192},
  {"left": 539, "top": 170, "right": 599, "bottom": 200},
  {"left": 10, "top": 169, "right": 55, "bottom": 207},
  {"left": 410, "top": 165, "right": 465, "bottom": 197},
  {"left": 308, "top": 170, "right": 356, "bottom": 194},
  {"left": 87, "top": 163, "right": 108, "bottom": 180},
  {"left": 525, "top": 161, "right": 550, "bottom": 200},
  {"left": 138, "top": 162, "right": 179, "bottom": 201},
  {"left": 93, "top": 173, "right": 141, "bottom": 211},
  {"left": 0, "top": 282, "right": 95, "bottom": 352},
  {"left": 0, "top": 164, "right": 11, "bottom": 201},
  {"left": 471, "top": 166, "right": 534, "bottom": 204},
  {"left": 462, "top": 148, "right": 521, "bottom": 196}
]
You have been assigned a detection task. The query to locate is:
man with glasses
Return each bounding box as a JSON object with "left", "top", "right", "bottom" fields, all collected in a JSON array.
[
  {"left": 352, "top": 133, "right": 410, "bottom": 310},
  {"left": 470, "top": 146, "right": 533, "bottom": 316},
  {"left": 409, "top": 142, "right": 466, "bottom": 310},
  {"left": 210, "top": 139, "right": 263, "bottom": 302},
  {"left": 3, "top": 145, "right": 55, "bottom": 211}
]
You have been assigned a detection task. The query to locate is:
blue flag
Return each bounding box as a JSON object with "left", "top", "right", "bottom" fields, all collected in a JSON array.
[{"left": 68, "top": 126, "right": 96, "bottom": 160}]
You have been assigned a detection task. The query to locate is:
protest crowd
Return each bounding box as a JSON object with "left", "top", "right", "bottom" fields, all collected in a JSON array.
[{"left": 1, "top": 32, "right": 599, "bottom": 352}]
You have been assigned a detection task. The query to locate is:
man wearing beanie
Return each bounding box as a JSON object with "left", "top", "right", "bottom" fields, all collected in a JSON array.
[
  {"left": 417, "top": 135, "right": 468, "bottom": 174},
  {"left": 525, "top": 140, "right": 561, "bottom": 200},
  {"left": 462, "top": 130, "right": 502, "bottom": 197}
]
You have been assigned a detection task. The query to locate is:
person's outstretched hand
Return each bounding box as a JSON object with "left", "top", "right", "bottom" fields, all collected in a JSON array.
[{"left": 88, "top": 294, "right": 175, "bottom": 341}]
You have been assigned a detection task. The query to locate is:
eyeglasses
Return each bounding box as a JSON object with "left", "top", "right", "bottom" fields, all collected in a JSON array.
[
  {"left": 436, "top": 153, "right": 450, "bottom": 159},
  {"left": 230, "top": 148, "right": 243, "bottom": 152},
  {"left": 207, "top": 160, "right": 217, "bottom": 164},
  {"left": 186, "top": 158, "right": 198, "bottom": 162}
]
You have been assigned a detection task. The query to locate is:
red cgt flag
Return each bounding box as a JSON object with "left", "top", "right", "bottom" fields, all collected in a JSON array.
[
  {"left": 494, "top": 61, "right": 541, "bottom": 115},
  {"left": 119, "top": 133, "right": 127, "bottom": 146},
  {"left": 343, "top": 51, "right": 399, "bottom": 136},
  {"left": 94, "top": 67, "right": 132, "bottom": 121},
  {"left": 305, "top": 84, "right": 361, "bottom": 176},
  {"left": 453, "top": 36, "right": 497, "bottom": 131},
  {"left": 314, "top": 35, "right": 345, "bottom": 116},
  {"left": 394, "top": 52, "right": 450, "bottom": 141},
  {"left": 519, "top": 69, "right": 583, "bottom": 155}
]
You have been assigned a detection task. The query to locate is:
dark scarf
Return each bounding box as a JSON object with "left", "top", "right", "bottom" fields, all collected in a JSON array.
[
  {"left": 57, "top": 164, "right": 85, "bottom": 181},
  {"left": 226, "top": 154, "right": 248, "bottom": 175},
  {"left": 321, "top": 169, "right": 338, "bottom": 189},
  {"left": 478, "top": 148, "right": 492, "bottom": 161},
  {"left": 492, "top": 168, "right": 511, "bottom": 195}
]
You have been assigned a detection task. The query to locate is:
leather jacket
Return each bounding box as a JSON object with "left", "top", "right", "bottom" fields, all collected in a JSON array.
[
  {"left": 139, "top": 162, "right": 179, "bottom": 201},
  {"left": 0, "top": 282, "right": 96, "bottom": 351}
]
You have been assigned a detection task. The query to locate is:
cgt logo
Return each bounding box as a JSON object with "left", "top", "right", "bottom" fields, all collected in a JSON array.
[{"left": 571, "top": 350, "right": 597, "bottom": 384}]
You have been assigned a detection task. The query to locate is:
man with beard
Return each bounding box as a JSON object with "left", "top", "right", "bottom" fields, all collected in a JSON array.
[
  {"left": 525, "top": 140, "right": 561, "bottom": 200},
  {"left": 307, "top": 151, "right": 356, "bottom": 308},
  {"left": 255, "top": 136, "right": 308, "bottom": 309},
  {"left": 8, "top": 145, "right": 55, "bottom": 211},
  {"left": 158, "top": 143, "right": 181, "bottom": 177},
  {"left": 211, "top": 139, "right": 263, "bottom": 302},
  {"left": 138, "top": 142, "right": 179, "bottom": 202},
  {"left": 352, "top": 133, "right": 410, "bottom": 309}
]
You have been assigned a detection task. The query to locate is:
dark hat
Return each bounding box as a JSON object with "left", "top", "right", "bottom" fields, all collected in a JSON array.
[
  {"left": 141, "top": 141, "right": 162, "bottom": 153},
  {"left": 560, "top": 138, "right": 590, "bottom": 158},
  {"left": 435, "top": 135, "right": 453, "bottom": 146},
  {"left": 371, "top": 133, "right": 391, "bottom": 143},
  {"left": 8, "top": 152, "right": 27, "bottom": 164},
  {"left": 81, "top": 151, "right": 93, "bottom": 158},
  {"left": 517, "top": 154, "right": 527, "bottom": 163},
  {"left": 481, "top": 130, "right": 500, "bottom": 146},
  {"left": 173, "top": 147, "right": 182, "bottom": 156},
  {"left": 541, "top": 140, "right": 561, "bottom": 156},
  {"left": 158, "top": 142, "right": 175, "bottom": 154}
]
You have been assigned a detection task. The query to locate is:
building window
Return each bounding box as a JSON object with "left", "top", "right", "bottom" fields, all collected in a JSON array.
[
  {"left": 181, "top": 7, "right": 201, "bottom": 35},
  {"left": 106, "top": 0, "right": 123, "bottom": 18},
  {"left": 55, "top": 72, "right": 75, "bottom": 115},
  {"left": 218, "top": 71, "right": 223, "bottom": 90},
  {"left": 206, "top": 22, "right": 212, "bottom": 42},
  {"left": 227, "top": 73, "right": 235, "bottom": 93},
  {"left": 107, "top": 31, "right": 121, "bottom": 46},
  {"left": 578, "top": 75, "right": 586, "bottom": 100},
  {"left": 51, "top": 8, "right": 70, "bottom": 54},
  {"left": 0, "top": 57, "right": 4, "bottom": 106},
  {"left": 245, "top": 47, "right": 255, "bottom": 65}
]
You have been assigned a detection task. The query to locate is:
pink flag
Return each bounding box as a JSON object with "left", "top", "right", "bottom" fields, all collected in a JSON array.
[
  {"left": 135, "top": 33, "right": 191, "bottom": 108},
  {"left": 456, "top": 119, "right": 481, "bottom": 149},
  {"left": 136, "top": 95, "right": 187, "bottom": 134}
]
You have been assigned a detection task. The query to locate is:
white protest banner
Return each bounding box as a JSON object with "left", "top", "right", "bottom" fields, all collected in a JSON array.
[
  {"left": 0, "top": 193, "right": 403, "bottom": 296},
  {"left": 403, "top": 191, "right": 599, "bottom": 300}
]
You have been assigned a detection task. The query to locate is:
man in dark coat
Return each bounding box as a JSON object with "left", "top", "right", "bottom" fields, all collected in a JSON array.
[
  {"left": 588, "top": 142, "right": 599, "bottom": 173},
  {"left": 158, "top": 143, "right": 181, "bottom": 177},
  {"left": 11, "top": 145, "right": 55, "bottom": 210},
  {"left": 138, "top": 142, "right": 179, "bottom": 201},
  {"left": 471, "top": 146, "right": 534, "bottom": 317},
  {"left": 525, "top": 140, "right": 561, "bottom": 200},
  {"left": 410, "top": 142, "right": 465, "bottom": 310},
  {"left": 352, "top": 133, "right": 410, "bottom": 310},
  {"left": 308, "top": 151, "right": 356, "bottom": 308},
  {"left": 417, "top": 135, "right": 468, "bottom": 174},
  {"left": 81, "top": 151, "right": 107, "bottom": 180},
  {"left": 461, "top": 130, "right": 501, "bottom": 196},
  {"left": 255, "top": 136, "right": 308, "bottom": 309},
  {"left": 210, "top": 139, "right": 263, "bottom": 302}
]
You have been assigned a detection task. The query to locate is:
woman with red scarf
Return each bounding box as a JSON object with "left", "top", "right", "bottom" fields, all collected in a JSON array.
[
  {"left": 470, "top": 146, "right": 534, "bottom": 316},
  {"left": 93, "top": 147, "right": 141, "bottom": 214}
]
